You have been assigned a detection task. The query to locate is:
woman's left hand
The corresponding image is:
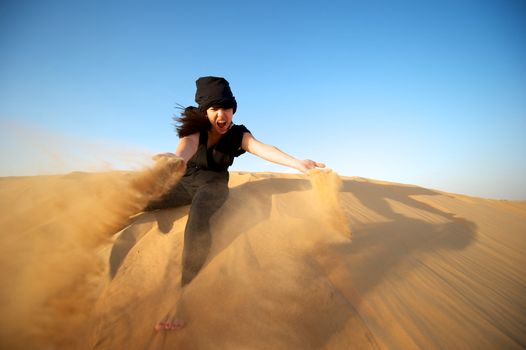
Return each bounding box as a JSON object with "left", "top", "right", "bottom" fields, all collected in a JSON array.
[{"left": 296, "top": 159, "right": 326, "bottom": 173}]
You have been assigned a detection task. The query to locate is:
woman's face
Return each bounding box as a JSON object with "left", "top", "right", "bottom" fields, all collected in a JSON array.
[{"left": 206, "top": 107, "right": 233, "bottom": 134}]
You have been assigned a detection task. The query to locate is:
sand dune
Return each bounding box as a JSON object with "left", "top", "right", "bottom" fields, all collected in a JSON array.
[{"left": 0, "top": 168, "right": 525, "bottom": 349}]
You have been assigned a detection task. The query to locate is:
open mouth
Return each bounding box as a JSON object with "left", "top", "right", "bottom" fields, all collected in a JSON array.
[{"left": 217, "top": 120, "right": 227, "bottom": 129}]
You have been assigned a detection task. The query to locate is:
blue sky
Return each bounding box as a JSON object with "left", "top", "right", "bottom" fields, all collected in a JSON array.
[{"left": 1, "top": 0, "right": 525, "bottom": 199}]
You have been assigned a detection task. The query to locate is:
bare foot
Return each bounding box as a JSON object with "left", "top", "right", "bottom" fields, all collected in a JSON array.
[
  {"left": 154, "top": 296, "right": 187, "bottom": 332},
  {"left": 154, "top": 318, "right": 186, "bottom": 332}
]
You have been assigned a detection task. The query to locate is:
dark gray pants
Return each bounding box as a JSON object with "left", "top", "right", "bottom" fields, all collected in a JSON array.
[{"left": 144, "top": 170, "right": 229, "bottom": 286}]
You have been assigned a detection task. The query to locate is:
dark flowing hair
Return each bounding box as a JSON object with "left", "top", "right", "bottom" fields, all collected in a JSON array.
[{"left": 173, "top": 106, "right": 211, "bottom": 138}]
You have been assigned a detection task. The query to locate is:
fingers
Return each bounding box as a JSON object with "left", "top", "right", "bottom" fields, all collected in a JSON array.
[
  {"left": 303, "top": 160, "right": 326, "bottom": 171},
  {"left": 152, "top": 153, "right": 186, "bottom": 172},
  {"left": 152, "top": 152, "right": 177, "bottom": 161},
  {"left": 152, "top": 153, "right": 166, "bottom": 161}
]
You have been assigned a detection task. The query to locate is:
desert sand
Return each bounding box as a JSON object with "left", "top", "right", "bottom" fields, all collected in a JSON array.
[{"left": 0, "top": 165, "right": 525, "bottom": 349}]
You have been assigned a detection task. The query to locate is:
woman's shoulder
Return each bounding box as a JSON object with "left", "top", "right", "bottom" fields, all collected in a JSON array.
[{"left": 229, "top": 124, "right": 250, "bottom": 135}]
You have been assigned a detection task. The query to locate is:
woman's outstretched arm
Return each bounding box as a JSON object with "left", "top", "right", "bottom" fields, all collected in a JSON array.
[
  {"left": 153, "top": 133, "right": 199, "bottom": 164},
  {"left": 241, "top": 132, "right": 325, "bottom": 173}
]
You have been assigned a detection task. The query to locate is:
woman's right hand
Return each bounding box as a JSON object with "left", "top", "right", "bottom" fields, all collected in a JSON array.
[
  {"left": 152, "top": 153, "right": 186, "bottom": 172},
  {"left": 152, "top": 152, "right": 178, "bottom": 161}
]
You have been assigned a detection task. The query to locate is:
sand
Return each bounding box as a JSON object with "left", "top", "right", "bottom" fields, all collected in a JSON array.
[{"left": 0, "top": 167, "right": 525, "bottom": 349}]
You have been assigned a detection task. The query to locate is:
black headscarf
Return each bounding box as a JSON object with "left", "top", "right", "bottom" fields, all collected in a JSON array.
[{"left": 195, "top": 76, "right": 237, "bottom": 114}]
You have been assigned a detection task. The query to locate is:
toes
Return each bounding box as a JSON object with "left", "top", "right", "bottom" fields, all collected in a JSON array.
[
  {"left": 172, "top": 320, "right": 186, "bottom": 329},
  {"left": 155, "top": 318, "right": 186, "bottom": 332}
]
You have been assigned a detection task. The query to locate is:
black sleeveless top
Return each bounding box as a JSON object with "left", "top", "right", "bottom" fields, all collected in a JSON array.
[{"left": 186, "top": 124, "right": 250, "bottom": 174}]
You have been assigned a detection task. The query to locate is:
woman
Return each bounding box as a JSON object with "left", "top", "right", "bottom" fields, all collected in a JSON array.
[{"left": 145, "top": 76, "right": 325, "bottom": 289}]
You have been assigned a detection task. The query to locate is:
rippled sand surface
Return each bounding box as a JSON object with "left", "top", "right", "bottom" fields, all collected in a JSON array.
[{"left": 1, "top": 169, "right": 525, "bottom": 349}]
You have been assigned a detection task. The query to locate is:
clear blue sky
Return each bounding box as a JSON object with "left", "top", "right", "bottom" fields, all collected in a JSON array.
[{"left": 1, "top": 0, "right": 525, "bottom": 199}]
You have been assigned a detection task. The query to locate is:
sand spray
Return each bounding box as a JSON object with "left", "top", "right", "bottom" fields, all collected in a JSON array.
[
  {"left": 307, "top": 169, "right": 351, "bottom": 239},
  {"left": 0, "top": 157, "right": 185, "bottom": 349},
  {"left": 0, "top": 161, "right": 351, "bottom": 349}
]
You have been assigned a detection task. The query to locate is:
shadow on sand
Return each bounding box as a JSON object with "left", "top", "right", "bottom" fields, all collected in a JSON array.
[
  {"left": 108, "top": 207, "right": 188, "bottom": 278},
  {"left": 105, "top": 176, "right": 477, "bottom": 349},
  {"left": 108, "top": 177, "right": 310, "bottom": 279},
  {"left": 319, "top": 180, "right": 476, "bottom": 293}
]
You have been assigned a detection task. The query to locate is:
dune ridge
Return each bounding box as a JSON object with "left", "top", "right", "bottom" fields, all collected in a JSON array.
[{"left": 0, "top": 168, "right": 525, "bottom": 349}]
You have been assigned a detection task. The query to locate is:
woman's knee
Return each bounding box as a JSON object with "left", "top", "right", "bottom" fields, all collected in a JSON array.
[
  {"left": 191, "top": 184, "right": 229, "bottom": 211},
  {"left": 144, "top": 182, "right": 191, "bottom": 211}
]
